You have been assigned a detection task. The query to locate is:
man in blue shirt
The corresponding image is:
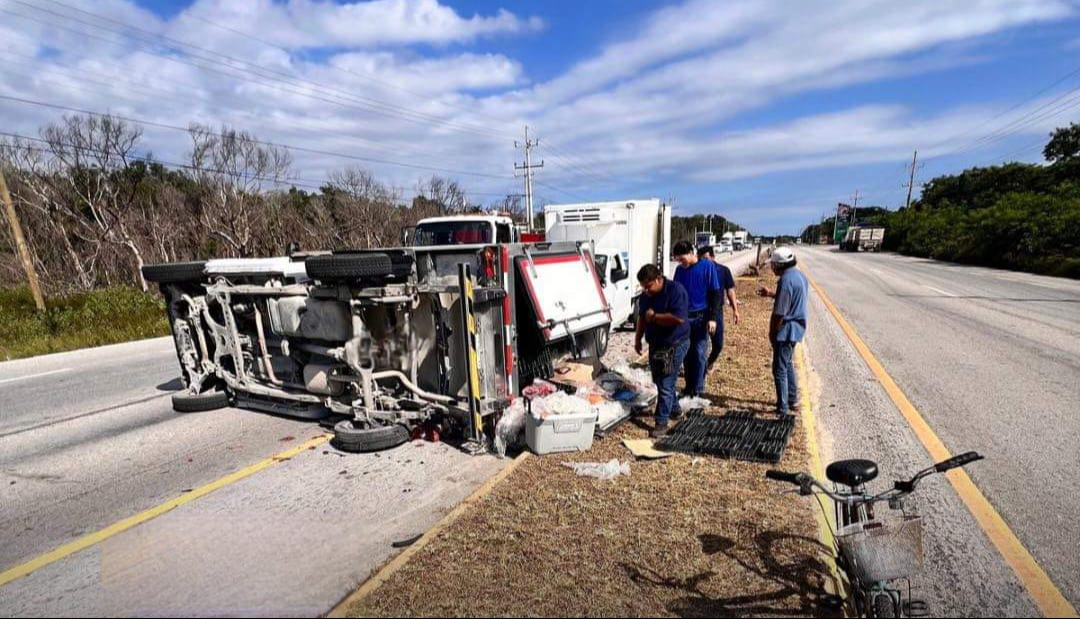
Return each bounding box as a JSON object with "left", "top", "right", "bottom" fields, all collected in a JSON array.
[
  {"left": 697, "top": 245, "right": 741, "bottom": 368},
  {"left": 757, "top": 247, "right": 808, "bottom": 416},
  {"left": 672, "top": 240, "right": 723, "bottom": 398},
  {"left": 634, "top": 264, "right": 690, "bottom": 437}
]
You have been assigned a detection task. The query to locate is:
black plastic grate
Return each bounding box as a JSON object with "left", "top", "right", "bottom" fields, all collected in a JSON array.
[{"left": 655, "top": 409, "right": 797, "bottom": 463}]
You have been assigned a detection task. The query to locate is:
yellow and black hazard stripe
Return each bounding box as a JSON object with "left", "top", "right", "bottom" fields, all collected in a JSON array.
[{"left": 458, "top": 263, "right": 484, "bottom": 441}]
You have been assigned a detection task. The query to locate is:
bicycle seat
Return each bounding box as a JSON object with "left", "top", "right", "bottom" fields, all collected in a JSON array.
[{"left": 826, "top": 459, "right": 879, "bottom": 487}]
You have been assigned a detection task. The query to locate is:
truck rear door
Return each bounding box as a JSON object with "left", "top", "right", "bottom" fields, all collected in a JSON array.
[{"left": 515, "top": 246, "right": 612, "bottom": 342}]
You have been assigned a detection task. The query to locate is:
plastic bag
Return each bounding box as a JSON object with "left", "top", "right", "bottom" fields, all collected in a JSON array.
[
  {"left": 540, "top": 391, "right": 593, "bottom": 416},
  {"left": 678, "top": 396, "right": 712, "bottom": 412},
  {"left": 562, "top": 459, "right": 631, "bottom": 480},
  {"left": 494, "top": 398, "right": 527, "bottom": 458},
  {"left": 595, "top": 400, "right": 629, "bottom": 428}
]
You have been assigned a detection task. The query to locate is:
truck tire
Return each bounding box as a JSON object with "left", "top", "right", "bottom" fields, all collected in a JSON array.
[
  {"left": 142, "top": 261, "right": 206, "bottom": 284},
  {"left": 172, "top": 390, "right": 229, "bottom": 412},
  {"left": 306, "top": 253, "right": 393, "bottom": 283},
  {"left": 387, "top": 252, "right": 415, "bottom": 278},
  {"left": 595, "top": 327, "right": 610, "bottom": 356},
  {"left": 332, "top": 421, "right": 410, "bottom": 453}
]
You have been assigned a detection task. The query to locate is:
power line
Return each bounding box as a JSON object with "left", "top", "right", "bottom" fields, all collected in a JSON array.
[
  {"left": 7, "top": 1, "right": 511, "bottom": 141},
  {"left": 0, "top": 49, "right": 507, "bottom": 174},
  {"left": 13, "top": 0, "right": 617, "bottom": 192},
  {"left": 181, "top": 11, "right": 521, "bottom": 137},
  {"left": 0, "top": 95, "right": 513, "bottom": 180}
]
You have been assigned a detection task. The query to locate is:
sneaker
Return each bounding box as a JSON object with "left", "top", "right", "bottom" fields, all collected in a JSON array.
[
  {"left": 650, "top": 425, "right": 670, "bottom": 438},
  {"left": 671, "top": 409, "right": 685, "bottom": 421}
]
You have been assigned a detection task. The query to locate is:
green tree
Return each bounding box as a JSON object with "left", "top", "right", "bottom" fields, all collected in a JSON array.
[{"left": 1044, "top": 122, "right": 1080, "bottom": 163}]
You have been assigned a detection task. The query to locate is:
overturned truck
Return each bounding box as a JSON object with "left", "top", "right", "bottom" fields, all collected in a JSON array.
[{"left": 143, "top": 242, "right": 612, "bottom": 452}]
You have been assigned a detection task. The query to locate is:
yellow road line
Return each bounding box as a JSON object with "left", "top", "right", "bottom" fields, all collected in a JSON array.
[
  {"left": 795, "top": 345, "right": 847, "bottom": 610},
  {"left": 806, "top": 271, "right": 1077, "bottom": 618},
  {"left": 0, "top": 433, "right": 331, "bottom": 588},
  {"left": 327, "top": 452, "right": 532, "bottom": 618}
]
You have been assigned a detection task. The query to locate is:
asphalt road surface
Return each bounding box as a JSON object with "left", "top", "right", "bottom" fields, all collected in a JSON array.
[
  {"left": 0, "top": 338, "right": 505, "bottom": 617},
  {"left": 799, "top": 246, "right": 1080, "bottom": 617}
]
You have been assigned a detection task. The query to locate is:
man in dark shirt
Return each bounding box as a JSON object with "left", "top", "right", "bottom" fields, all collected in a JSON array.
[
  {"left": 672, "top": 240, "right": 723, "bottom": 397},
  {"left": 697, "top": 245, "right": 741, "bottom": 368},
  {"left": 634, "top": 264, "right": 690, "bottom": 437}
]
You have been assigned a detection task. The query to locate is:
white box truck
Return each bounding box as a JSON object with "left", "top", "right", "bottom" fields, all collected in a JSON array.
[{"left": 544, "top": 199, "right": 672, "bottom": 329}]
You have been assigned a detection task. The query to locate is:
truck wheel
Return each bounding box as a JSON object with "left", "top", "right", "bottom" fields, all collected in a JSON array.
[
  {"left": 306, "top": 253, "right": 393, "bottom": 283},
  {"left": 332, "top": 421, "right": 410, "bottom": 453},
  {"left": 142, "top": 261, "right": 206, "bottom": 284},
  {"left": 172, "top": 390, "right": 229, "bottom": 413},
  {"left": 595, "top": 327, "right": 610, "bottom": 356},
  {"left": 387, "top": 252, "right": 415, "bottom": 278}
]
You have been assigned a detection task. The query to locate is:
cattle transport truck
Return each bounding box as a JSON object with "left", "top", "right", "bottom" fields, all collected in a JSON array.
[
  {"left": 543, "top": 199, "right": 672, "bottom": 337},
  {"left": 142, "top": 240, "right": 611, "bottom": 453}
]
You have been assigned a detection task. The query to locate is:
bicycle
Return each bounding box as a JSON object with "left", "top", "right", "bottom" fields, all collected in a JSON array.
[{"left": 766, "top": 451, "right": 984, "bottom": 618}]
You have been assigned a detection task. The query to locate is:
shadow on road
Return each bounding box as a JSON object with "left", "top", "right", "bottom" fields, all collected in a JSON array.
[{"left": 155, "top": 378, "right": 184, "bottom": 392}]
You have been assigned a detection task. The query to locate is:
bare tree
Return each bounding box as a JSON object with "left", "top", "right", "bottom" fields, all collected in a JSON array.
[
  {"left": 415, "top": 175, "right": 467, "bottom": 215},
  {"left": 188, "top": 124, "right": 292, "bottom": 257},
  {"left": 40, "top": 115, "right": 150, "bottom": 290}
]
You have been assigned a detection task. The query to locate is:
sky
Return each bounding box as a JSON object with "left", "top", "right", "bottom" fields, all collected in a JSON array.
[{"left": 1, "top": 0, "right": 1079, "bottom": 235}]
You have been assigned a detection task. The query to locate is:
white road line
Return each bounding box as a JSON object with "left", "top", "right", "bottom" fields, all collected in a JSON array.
[
  {"left": 923, "top": 284, "right": 957, "bottom": 298},
  {"left": 994, "top": 273, "right": 1079, "bottom": 292},
  {"left": 0, "top": 368, "right": 72, "bottom": 385}
]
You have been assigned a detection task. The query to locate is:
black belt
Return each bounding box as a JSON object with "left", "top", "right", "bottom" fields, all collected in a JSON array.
[{"left": 688, "top": 310, "right": 706, "bottom": 319}]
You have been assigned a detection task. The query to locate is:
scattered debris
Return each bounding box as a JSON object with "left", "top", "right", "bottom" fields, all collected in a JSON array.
[
  {"left": 562, "top": 459, "right": 631, "bottom": 480},
  {"left": 622, "top": 438, "right": 674, "bottom": 460},
  {"left": 391, "top": 534, "right": 423, "bottom": 549},
  {"left": 280, "top": 435, "right": 295, "bottom": 442},
  {"left": 678, "top": 395, "right": 712, "bottom": 411}
]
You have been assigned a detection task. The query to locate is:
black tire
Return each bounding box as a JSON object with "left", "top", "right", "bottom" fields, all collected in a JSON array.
[
  {"left": 306, "top": 253, "right": 393, "bottom": 283},
  {"left": 143, "top": 261, "right": 206, "bottom": 284},
  {"left": 332, "top": 421, "right": 410, "bottom": 453},
  {"left": 595, "top": 326, "right": 610, "bottom": 357},
  {"left": 386, "top": 252, "right": 415, "bottom": 278},
  {"left": 172, "top": 390, "right": 229, "bottom": 412},
  {"left": 872, "top": 592, "right": 898, "bottom": 618}
]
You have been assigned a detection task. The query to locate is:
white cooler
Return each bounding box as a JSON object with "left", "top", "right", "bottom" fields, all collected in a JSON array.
[{"left": 526, "top": 410, "right": 598, "bottom": 455}]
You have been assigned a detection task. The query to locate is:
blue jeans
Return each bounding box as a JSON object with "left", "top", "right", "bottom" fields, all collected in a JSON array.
[
  {"left": 650, "top": 338, "right": 690, "bottom": 427},
  {"left": 773, "top": 341, "right": 799, "bottom": 414},
  {"left": 707, "top": 312, "right": 725, "bottom": 367},
  {"left": 682, "top": 315, "right": 710, "bottom": 396}
]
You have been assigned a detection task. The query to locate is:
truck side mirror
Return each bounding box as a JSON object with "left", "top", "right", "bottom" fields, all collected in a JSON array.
[{"left": 611, "top": 268, "right": 629, "bottom": 283}]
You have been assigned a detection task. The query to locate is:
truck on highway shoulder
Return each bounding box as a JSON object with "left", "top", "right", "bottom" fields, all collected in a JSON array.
[
  {"left": 142, "top": 237, "right": 611, "bottom": 454},
  {"left": 543, "top": 199, "right": 672, "bottom": 330},
  {"left": 840, "top": 226, "right": 886, "bottom": 252}
]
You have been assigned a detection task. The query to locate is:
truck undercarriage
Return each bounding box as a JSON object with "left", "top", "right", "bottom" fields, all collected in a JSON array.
[{"left": 144, "top": 242, "right": 611, "bottom": 453}]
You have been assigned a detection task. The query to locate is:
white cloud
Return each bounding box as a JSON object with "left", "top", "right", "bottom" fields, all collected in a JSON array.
[{"left": 169, "top": 0, "right": 543, "bottom": 50}]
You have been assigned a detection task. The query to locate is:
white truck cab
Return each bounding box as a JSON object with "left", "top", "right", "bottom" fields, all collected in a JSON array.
[{"left": 408, "top": 215, "right": 519, "bottom": 246}]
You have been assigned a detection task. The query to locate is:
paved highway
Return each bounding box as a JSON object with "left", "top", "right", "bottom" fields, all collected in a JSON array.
[
  {"left": 799, "top": 246, "right": 1080, "bottom": 617},
  {"left": 0, "top": 338, "right": 504, "bottom": 616}
]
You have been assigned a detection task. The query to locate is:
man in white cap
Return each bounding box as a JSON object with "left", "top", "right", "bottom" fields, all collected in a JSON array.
[{"left": 757, "top": 247, "right": 808, "bottom": 416}]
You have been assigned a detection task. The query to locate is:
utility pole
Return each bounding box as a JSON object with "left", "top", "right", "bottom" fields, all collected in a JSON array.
[
  {"left": 0, "top": 169, "right": 45, "bottom": 311},
  {"left": 851, "top": 189, "right": 861, "bottom": 226},
  {"left": 514, "top": 125, "right": 543, "bottom": 231},
  {"left": 903, "top": 150, "right": 922, "bottom": 209}
]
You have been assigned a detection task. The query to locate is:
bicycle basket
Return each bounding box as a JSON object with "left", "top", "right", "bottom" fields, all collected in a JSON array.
[{"left": 836, "top": 516, "right": 924, "bottom": 583}]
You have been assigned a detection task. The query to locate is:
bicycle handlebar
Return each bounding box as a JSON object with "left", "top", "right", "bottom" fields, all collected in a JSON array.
[
  {"left": 765, "top": 470, "right": 803, "bottom": 485},
  {"left": 935, "top": 451, "right": 984, "bottom": 473},
  {"left": 766, "top": 452, "right": 985, "bottom": 505}
]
